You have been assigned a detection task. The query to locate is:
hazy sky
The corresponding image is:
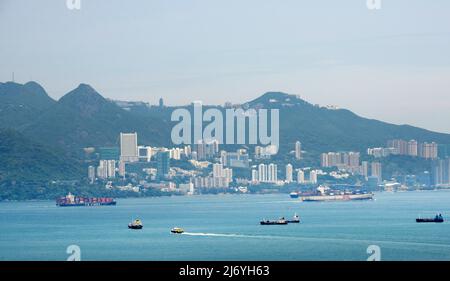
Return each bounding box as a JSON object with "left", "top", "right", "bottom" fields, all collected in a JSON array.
[{"left": 1, "top": 0, "right": 450, "bottom": 133}]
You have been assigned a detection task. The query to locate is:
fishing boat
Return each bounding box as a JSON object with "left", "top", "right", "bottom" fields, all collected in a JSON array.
[{"left": 128, "top": 219, "right": 143, "bottom": 229}]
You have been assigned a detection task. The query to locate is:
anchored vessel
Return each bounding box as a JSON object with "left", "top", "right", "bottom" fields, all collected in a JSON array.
[
  {"left": 56, "top": 193, "right": 116, "bottom": 207},
  {"left": 128, "top": 219, "right": 143, "bottom": 229},
  {"left": 416, "top": 214, "right": 444, "bottom": 223},
  {"left": 260, "top": 217, "right": 288, "bottom": 225},
  {"left": 300, "top": 186, "right": 373, "bottom": 202}
]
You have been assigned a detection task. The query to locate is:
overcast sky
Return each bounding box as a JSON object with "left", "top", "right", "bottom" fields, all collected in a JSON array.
[{"left": 1, "top": 0, "right": 450, "bottom": 133}]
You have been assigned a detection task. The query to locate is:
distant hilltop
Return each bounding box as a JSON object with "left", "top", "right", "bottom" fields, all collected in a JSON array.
[{"left": 1, "top": 81, "right": 450, "bottom": 157}]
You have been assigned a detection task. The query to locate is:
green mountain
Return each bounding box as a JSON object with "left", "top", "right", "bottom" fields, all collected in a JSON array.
[
  {"left": 1, "top": 82, "right": 450, "bottom": 160},
  {"left": 0, "top": 129, "right": 83, "bottom": 182},
  {"left": 0, "top": 81, "right": 56, "bottom": 129},
  {"left": 21, "top": 83, "right": 170, "bottom": 152}
]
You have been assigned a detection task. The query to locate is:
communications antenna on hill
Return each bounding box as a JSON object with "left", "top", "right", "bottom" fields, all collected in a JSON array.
[{"left": 12, "top": 72, "right": 15, "bottom": 82}]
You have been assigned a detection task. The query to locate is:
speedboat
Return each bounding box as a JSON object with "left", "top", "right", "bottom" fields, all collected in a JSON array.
[
  {"left": 128, "top": 219, "right": 143, "bottom": 229},
  {"left": 171, "top": 227, "right": 184, "bottom": 234}
]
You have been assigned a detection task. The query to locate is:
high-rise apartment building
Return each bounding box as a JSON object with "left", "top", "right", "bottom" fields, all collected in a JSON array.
[
  {"left": 321, "top": 152, "right": 360, "bottom": 169},
  {"left": 371, "top": 162, "right": 382, "bottom": 183},
  {"left": 297, "top": 170, "right": 305, "bottom": 184},
  {"left": 295, "top": 141, "right": 302, "bottom": 160},
  {"left": 431, "top": 158, "right": 450, "bottom": 186},
  {"left": 408, "top": 140, "right": 418, "bottom": 157},
  {"left": 285, "top": 164, "right": 293, "bottom": 183},
  {"left": 419, "top": 142, "right": 438, "bottom": 159},
  {"left": 156, "top": 151, "right": 170, "bottom": 179},
  {"left": 120, "top": 133, "right": 138, "bottom": 162}
]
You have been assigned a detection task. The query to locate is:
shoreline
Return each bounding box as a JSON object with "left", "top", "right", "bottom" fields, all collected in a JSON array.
[{"left": 2, "top": 188, "right": 450, "bottom": 203}]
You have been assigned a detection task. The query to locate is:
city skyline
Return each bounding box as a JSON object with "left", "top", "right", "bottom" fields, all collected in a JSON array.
[{"left": 1, "top": 1, "right": 450, "bottom": 133}]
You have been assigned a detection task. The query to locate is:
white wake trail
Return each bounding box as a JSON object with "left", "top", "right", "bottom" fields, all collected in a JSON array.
[{"left": 182, "top": 232, "right": 253, "bottom": 238}]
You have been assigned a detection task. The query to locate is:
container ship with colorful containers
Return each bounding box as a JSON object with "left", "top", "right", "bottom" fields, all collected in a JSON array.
[{"left": 56, "top": 193, "right": 117, "bottom": 207}]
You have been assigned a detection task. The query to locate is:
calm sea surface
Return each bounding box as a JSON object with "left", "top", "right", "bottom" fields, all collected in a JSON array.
[{"left": 1, "top": 191, "right": 450, "bottom": 261}]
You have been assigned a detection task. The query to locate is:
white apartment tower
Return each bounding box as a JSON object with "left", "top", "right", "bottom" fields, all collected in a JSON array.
[
  {"left": 285, "top": 164, "right": 293, "bottom": 183},
  {"left": 295, "top": 141, "right": 302, "bottom": 160}
]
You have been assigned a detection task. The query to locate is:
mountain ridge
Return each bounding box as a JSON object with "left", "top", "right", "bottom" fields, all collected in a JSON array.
[{"left": 1, "top": 81, "right": 449, "bottom": 156}]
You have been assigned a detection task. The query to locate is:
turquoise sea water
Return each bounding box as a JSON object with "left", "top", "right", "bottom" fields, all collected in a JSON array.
[{"left": 1, "top": 191, "right": 450, "bottom": 261}]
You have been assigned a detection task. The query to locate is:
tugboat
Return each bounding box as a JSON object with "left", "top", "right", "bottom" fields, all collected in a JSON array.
[
  {"left": 286, "top": 213, "right": 300, "bottom": 223},
  {"left": 260, "top": 217, "right": 288, "bottom": 225},
  {"left": 416, "top": 214, "right": 444, "bottom": 223},
  {"left": 171, "top": 227, "right": 184, "bottom": 234},
  {"left": 128, "top": 219, "right": 143, "bottom": 229}
]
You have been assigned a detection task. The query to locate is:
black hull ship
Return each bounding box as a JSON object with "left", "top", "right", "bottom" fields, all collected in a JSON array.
[
  {"left": 416, "top": 214, "right": 444, "bottom": 223},
  {"left": 260, "top": 219, "right": 288, "bottom": 225},
  {"left": 260, "top": 214, "right": 300, "bottom": 225}
]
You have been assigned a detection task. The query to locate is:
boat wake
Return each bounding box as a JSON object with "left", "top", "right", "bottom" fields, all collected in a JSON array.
[
  {"left": 182, "top": 232, "right": 255, "bottom": 238},
  {"left": 180, "top": 232, "right": 450, "bottom": 249}
]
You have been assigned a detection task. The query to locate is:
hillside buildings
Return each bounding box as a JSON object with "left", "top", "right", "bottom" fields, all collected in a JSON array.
[
  {"left": 221, "top": 149, "right": 249, "bottom": 168},
  {"left": 431, "top": 158, "right": 450, "bottom": 186},
  {"left": 120, "top": 133, "right": 138, "bottom": 162},
  {"left": 385, "top": 139, "right": 438, "bottom": 159},
  {"left": 156, "top": 151, "right": 170, "bottom": 179},
  {"left": 251, "top": 163, "right": 278, "bottom": 183},
  {"left": 321, "top": 151, "right": 360, "bottom": 171},
  {"left": 285, "top": 164, "right": 293, "bottom": 183},
  {"left": 295, "top": 141, "right": 302, "bottom": 160}
]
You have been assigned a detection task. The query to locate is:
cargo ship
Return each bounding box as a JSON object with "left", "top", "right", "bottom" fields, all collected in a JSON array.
[
  {"left": 300, "top": 186, "right": 374, "bottom": 202},
  {"left": 56, "top": 193, "right": 116, "bottom": 207},
  {"left": 416, "top": 214, "right": 444, "bottom": 223},
  {"left": 260, "top": 217, "right": 288, "bottom": 225}
]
